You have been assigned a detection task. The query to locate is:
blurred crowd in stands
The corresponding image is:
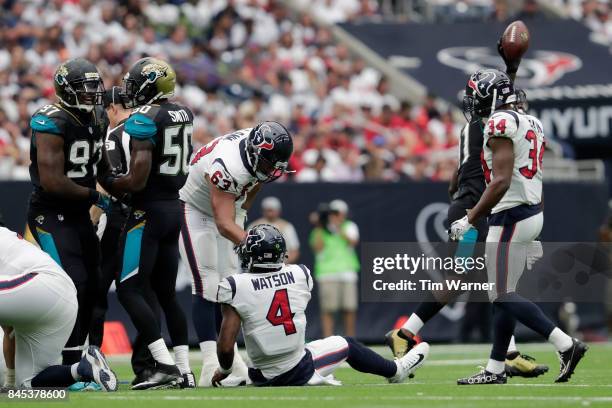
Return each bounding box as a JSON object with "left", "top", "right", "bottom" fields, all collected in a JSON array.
[
  {"left": 0, "top": 0, "right": 606, "bottom": 182},
  {"left": 0, "top": 0, "right": 460, "bottom": 182}
]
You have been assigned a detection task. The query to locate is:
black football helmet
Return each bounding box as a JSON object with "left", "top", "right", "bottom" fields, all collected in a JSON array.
[
  {"left": 239, "top": 224, "right": 287, "bottom": 271},
  {"left": 54, "top": 58, "right": 105, "bottom": 112},
  {"left": 246, "top": 122, "right": 294, "bottom": 182},
  {"left": 463, "top": 69, "right": 515, "bottom": 121},
  {"left": 122, "top": 57, "right": 176, "bottom": 108}
]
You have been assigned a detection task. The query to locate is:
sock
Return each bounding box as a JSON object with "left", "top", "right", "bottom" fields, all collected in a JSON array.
[
  {"left": 192, "top": 295, "right": 218, "bottom": 342},
  {"left": 62, "top": 349, "right": 82, "bottom": 366},
  {"left": 548, "top": 327, "right": 573, "bottom": 352},
  {"left": 70, "top": 363, "right": 80, "bottom": 381},
  {"left": 148, "top": 338, "right": 174, "bottom": 365},
  {"left": 5, "top": 368, "right": 15, "bottom": 387},
  {"left": 344, "top": 337, "right": 397, "bottom": 378},
  {"left": 485, "top": 359, "right": 505, "bottom": 375},
  {"left": 200, "top": 340, "right": 218, "bottom": 365},
  {"left": 402, "top": 313, "right": 425, "bottom": 336},
  {"left": 490, "top": 305, "right": 516, "bottom": 362},
  {"left": 507, "top": 336, "right": 518, "bottom": 353},
  {"left": 31, "top": 365, "right": 76, "bottom": 388},
  {"left": 494, "top": 293, "right": 555, "bottom": 338},
  {"left": 174, "top": 345, "right": 190, "bottom": 374}
]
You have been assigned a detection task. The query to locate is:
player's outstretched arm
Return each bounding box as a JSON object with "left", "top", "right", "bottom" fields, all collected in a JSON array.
[
  {"left": 212, "top": 304, "right": 242, "bottom": 386},
  {"left": 105, "top": 139, "right": 153, "bottom": 194},
  {"left": 36, "top": 133, "right": 93, "bottom": 200},
  {"left": 468, "top": 137, "right": 514, "bottom": 224},
  {"left": 210, "top": 178, "right": 247, "bottom": 245}
]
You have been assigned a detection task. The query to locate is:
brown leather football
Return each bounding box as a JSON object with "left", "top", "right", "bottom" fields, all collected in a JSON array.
[{"left": 501, "top": 20, "right": 530, "bottom": 61}]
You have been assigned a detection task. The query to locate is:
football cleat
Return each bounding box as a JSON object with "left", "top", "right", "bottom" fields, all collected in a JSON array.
[
  {"left": 505, "top": 351, "right": 549, "bottom": 378},
  {"left": 179, "top": 372, "right": 196, "bottom": 389},
  {"left": 132, "top": 368, "right": 155, "bottom": 386},
  {"left": 388, "top": 342, "right": 429, "bottom": 383},
  {"left": 457, "top": 367, "right": 507, "bottom": 385},
  {"left": 385, "top": 329, "right": 418, "bottom": 359},
  {"left": 77, "top": 346, "right": 118, "bottom": 392},
  {"left": 132, "top": 362, "right": 181, "bottom": 390},
  {"left": 555, "top": 338, "right": 588, "bottom": 383}
]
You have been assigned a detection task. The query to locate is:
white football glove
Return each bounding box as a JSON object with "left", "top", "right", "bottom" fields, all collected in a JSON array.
[
  {"left": 526, "top": 240, "right": 543, "bottom": 270},
  {"left": 449, "top": 215, "right": 473, "bottom": 241}
]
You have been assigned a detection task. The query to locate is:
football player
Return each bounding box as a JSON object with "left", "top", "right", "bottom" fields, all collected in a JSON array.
[
  {"left": 451, "top": 69, "right": 588, "bottom": 384},
  {"left": 386, "top": 48, "right": 548, "bottom": 378},
  {"left": 103, "top": 58, "right": 193, "bottom": 389},
  {"left": 212, "top": 224, "right": 429, "bottom": 387},
  {"left": 178, "top": 122, "right": 293, "bottom": 386},
  {"left": 27, "top": 58, "right": 111, "bottom": 366},
  {"left": 90, "top": 87, "right": 160, "bottom": 386},
  {"left": 0, "top": 225, "right": 116, "bottom": 391}
]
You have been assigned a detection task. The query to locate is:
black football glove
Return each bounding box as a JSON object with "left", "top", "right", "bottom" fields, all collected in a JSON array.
[{"left": 497, "top": 37, "right": 520, "bottom": 75}]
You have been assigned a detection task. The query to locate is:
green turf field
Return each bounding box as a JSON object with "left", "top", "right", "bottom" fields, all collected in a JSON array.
[{"left": 6, "top": 343, "right": 612, "bottom": 408}]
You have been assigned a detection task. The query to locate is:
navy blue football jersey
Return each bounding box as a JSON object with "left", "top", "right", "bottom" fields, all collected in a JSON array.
[
  {"left": 123, "top": 102, "right": 193, "bottom": 204},
  {"left": 29, "top": 103, "right": 108, "bottom": 210}
]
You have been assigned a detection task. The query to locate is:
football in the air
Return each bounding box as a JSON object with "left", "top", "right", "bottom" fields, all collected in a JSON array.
[{"left": 501, "top": 20, "right": 530, "bottom": 61}]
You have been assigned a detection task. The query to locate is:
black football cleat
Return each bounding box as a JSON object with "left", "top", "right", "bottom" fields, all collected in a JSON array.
[
  {"left": 179, "top": 372, "right": 196, "bottom": 389},
  {"left": 505, "top": 351, "right": 549, "bottom": 378},
  {"left": 458, "top": 368, "right": 507, "bottom": 385},
  {"left": 555, "top": 338, "right": 588, "bottom": 383},
  {"left": 131, "top": 362, "right": 181, "bottom": 390}
]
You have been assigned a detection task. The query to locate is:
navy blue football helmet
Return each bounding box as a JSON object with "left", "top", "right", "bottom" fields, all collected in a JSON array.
[
  {"left": 238, "top": 224, "right": 287, "bottom": 271},
  {"left": 246, "top": 122, "right": 294, "bottom": 182},
  {"left": 463, "top": 68, "right": 515, "bottom": 120}
]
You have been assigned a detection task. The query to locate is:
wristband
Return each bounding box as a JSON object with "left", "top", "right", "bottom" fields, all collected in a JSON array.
[
  {"left": 217, "top": 366, "right": 233, "bottom": 375},
  {"left": 88, "top": 189, "right": 101, "bottom": 205}
]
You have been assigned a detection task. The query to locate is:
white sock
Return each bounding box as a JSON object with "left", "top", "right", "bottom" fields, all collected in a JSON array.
[
  {"left": 507, "top": 336, "right": 518, "bottom": 353},
  {"left": 174, "top": 345, "right": 190, "bottom": 375},
  {"left": 148, "top": 338, "right": 175, "bottom": 365},
  {"left": 199, "top": 340, "right": 218, "bottom": 365},
  {"left": 70, "top": 363, "right": 80, "bottom": 381},
  {"left": 485, "top": 359, "right": 505, "bottom": 375},
  {"left": 5, "top": 368, "right": 15, "bottom": 387},
  {"left": 548, "top": 327, "right": 573, "bottom": 352},
  {"left": 402, "top": 313, "right": 424, "bottom": 335}
]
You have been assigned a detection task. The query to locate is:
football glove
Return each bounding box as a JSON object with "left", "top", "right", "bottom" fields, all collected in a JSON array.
[
  {"left": 526, "top": 240, "right": 543, "bottom": 270},
  {"left": 234, "top": 239, "right": 248, "bottom": 268},
  {"left": 449, "top": 215, "right": 473, "bottom": 241},
  {"left": 497, "top": 37, "right": 521, "bottom": 74}
]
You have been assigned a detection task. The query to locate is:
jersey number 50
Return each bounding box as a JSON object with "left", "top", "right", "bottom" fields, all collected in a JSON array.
[{"left": 160, "top": 124, "right": 192, "bottom": 176}]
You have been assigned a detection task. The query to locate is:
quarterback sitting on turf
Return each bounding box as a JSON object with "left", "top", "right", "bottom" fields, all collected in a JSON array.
[{"left": 212, "top": 224, "right": 429, "bottom": 387}]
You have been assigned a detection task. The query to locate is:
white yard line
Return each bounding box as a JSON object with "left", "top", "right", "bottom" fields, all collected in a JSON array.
[{"left": 87, "top": 395, "right": 612, "bottom": 403}]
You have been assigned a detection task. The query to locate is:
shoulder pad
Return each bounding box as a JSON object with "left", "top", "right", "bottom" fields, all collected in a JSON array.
[
  {"left": 217, "top": 276, "right": 237, "bottom": 303},
  {"left": 125, "top": 112, "right": 157, "bottom": 142},
  {"left": 30, "top": 114, "right": 62, "bottom": 135}
]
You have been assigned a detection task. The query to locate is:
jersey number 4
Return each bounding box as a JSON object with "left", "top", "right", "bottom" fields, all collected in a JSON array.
[
  {"left": 160, "top": 124, "right": 192, "bottom": 176},
  {"left": 266, "top": 289, "right": 297, "bottom": 335}
]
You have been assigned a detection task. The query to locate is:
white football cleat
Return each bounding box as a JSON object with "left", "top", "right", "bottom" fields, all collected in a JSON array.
[{"left": 388, "top": 341, "right": 429, "bottom": 383}]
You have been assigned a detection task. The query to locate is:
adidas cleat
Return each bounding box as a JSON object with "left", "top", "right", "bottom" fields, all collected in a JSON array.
[
  {"left": 179, "top": 372, "right": 196, "bottom": 389},
  {"left": 458, "top": 367, "right": 507, "bottom": 385},
  {"left": 505, "top": 351, "right": 549, "bottom": 378}
]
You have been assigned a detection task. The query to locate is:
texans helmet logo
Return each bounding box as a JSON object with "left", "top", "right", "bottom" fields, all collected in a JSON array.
[{"left": 253, "top": 125, "right": 275, "bottom": 151}]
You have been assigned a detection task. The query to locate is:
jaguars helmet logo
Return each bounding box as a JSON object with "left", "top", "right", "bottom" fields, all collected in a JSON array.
[
  {"left": 142, "top": 63, "right": 166, "bottom": 83},
  {"left": 55, "top": 64, "right": 69, "bottom": 85}
]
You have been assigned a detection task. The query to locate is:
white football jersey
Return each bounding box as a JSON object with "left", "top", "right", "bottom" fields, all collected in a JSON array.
[
  {"left": 217, "top": 264, "right": 314, "bottom": 379},
  {"left": 483, "top": 110, "right": 545, "bottom": 213},
  {"left": 0, "top": 227, "right": 74, "bottom": 288},
  {"left": 179, "top": 128, "right": 259, "bottom": 218}
]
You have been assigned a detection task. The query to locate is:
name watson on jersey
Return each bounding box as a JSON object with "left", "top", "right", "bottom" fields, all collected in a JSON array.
[
  {"left": 251, "top": 271, "right": 296, "bottom": 291},
  {"left": 372, "top": 279, "right": 495, "bottom": 292}
]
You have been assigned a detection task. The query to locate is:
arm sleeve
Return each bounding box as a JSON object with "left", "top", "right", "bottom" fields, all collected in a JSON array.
[
  {"left": 124, "top": 112, "right": 158, "bottom": 143},
  {"left": 217, "top": 277, "right": 236, "bottom": 304}
]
